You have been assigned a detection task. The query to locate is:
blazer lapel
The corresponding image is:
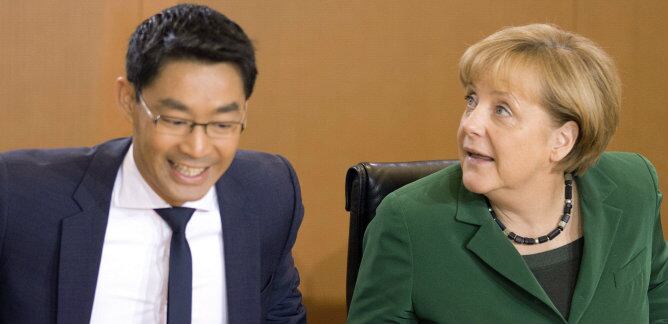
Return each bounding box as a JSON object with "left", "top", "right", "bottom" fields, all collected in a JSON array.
[
  {"left": 57, "top": 138, "right": 131, "bottom": 324},
  {"left": 567, "top": 169, "right": 621, "bottom": 323},
  {"left": 217, "top": 172, "right": 261, "bottom": 323},
  {"left": 455, "top": 184, "right": 562, "bottom": 317}
]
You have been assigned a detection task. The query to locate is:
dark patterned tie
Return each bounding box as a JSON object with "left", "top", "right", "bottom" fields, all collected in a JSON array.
[{"left": 155, "top": 207, "right": 196, "bottom": 324}]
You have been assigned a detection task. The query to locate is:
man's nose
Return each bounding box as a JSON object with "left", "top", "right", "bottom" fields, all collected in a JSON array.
[{"left": 179, "top": 124, "right": 212, "bottom": 158}]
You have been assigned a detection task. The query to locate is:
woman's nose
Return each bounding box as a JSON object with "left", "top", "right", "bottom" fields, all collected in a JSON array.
[{"left": 459, "top": 105, "right": 487, "bottom": 137}]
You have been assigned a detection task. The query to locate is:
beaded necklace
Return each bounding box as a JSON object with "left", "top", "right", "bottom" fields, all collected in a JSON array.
[{"left": 485, "top": 173, "right": 574, "bottom": 245}]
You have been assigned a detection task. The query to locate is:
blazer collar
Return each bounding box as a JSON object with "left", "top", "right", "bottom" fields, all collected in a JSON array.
[
  {"left": 57, "top": 138, "right": 261, "bottom": 323},
  {"left": 568, "top": 166, "right": 621, "bottom": 323},
  {"left": 216, "top": 162, "right": 261, "bottom": 323},
  {"left": 455, "top": 168, "right": 622, "bottom": 323},
  {"left": 58, "top": 139, "right": 260, "bottom": 323},
  {"left": 455, "top": 185, "right": 561, "bottom": 317},
  {"left": 58, "top": 138, "right": 131, "bottom": 324}
]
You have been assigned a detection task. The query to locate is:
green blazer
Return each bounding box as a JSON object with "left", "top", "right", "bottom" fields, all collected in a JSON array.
[{"left": 348, "top": 152, "right": 668, "bottom": 323}]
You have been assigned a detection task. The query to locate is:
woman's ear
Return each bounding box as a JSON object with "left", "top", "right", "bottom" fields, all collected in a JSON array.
[
  {"left": 116, "top": 77, "right": 135, "bottom": 122},
  {"left": 550, "top": 120, "right": 579, "bottom": 163}
]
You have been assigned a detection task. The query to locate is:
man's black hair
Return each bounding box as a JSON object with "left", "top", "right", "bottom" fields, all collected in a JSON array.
[{"left": 126, "top": 4, "right": 257, "bottom": 98}]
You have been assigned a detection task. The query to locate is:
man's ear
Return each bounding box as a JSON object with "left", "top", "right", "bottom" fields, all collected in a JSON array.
[
  {"left": 241, "top": 100, "right": 249, "bottom": 131},
  {"left": 116, "top": 77, "right": 135, "bottom": 122},
  {"left": 550, "top": 120, "right": 579, "bottom": 163}
]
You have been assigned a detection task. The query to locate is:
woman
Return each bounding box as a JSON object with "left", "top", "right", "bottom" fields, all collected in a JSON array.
[{"left": 347, "top": 24, "right": 667, "bottom": 323}]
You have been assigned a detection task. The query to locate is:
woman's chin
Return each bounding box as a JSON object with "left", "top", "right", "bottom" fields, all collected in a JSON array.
[{"left": 461, "top": 173, "right": 492, "bottom": 195}]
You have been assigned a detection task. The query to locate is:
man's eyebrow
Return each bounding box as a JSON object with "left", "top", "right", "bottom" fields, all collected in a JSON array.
[
  {"left": 158, "top": 98, "right": 188, "bottom": 112},
  {"left": 216, "top": 102, "right": 239, "bottom": 113},
  {"left": 156, "top": 99, "right": 240, "bottom": 113}
]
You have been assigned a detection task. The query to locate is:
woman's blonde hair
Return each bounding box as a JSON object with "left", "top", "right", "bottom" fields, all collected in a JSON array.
[{"left": 459, "top": 23, "right": 621, "bottom": 175}]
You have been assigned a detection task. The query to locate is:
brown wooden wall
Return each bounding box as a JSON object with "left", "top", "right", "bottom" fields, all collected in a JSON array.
[{"left": 1, "top": 1, "right": 666, "bottom": 322}]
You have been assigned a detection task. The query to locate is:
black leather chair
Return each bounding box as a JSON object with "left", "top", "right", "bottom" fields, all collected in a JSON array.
[{"left": 344, "top": 159, "right": 459, "bottom": 310}]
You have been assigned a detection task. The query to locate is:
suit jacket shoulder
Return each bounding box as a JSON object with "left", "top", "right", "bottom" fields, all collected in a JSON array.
[
  {"left": 223, "top": 149, "right": 303, "bottom": 258},
  {"left": 0, "top": 138, "right": 130, "bottom": 323},
  {"left": 227, "top": 150, "right": 300, "bottom": 192},
  {"left": 382, "top": 162, "right": 462, "bottom": 209},
  {"left": 1, "top": 145, "right": 100, "bottom": 194},
  {"left": 587, "top": 151, "right": 660, "bottom": 196},
  {"left": 373, "top": 163, "right": 465, "bottom": 234},
  {"left": 579, "top": 151, "right": 661, "bottom": 229}
]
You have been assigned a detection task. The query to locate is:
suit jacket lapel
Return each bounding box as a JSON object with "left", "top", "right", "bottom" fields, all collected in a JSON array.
[
  {"left": 455, "top": 184, "right": 562, "bottom": 317},
  {"left": 57, "top": 138, "right": 131, "bottom": 324},
  {"left": 568, "top": 168, "right": 621, "bottom": 323},
  {"left": 217, "top": 171, "right": 261, "bottom": 323}
]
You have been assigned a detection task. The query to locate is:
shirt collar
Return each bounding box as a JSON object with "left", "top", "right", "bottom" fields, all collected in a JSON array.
[{"left": 113, "top": 144, "right": 218, "bottom": 211}]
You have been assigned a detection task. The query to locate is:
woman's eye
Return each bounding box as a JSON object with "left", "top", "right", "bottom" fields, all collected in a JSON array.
[
  {"left": 464, "top": 94, "right": 477, "bottom": 109},
  {"left": 495, "top": 105, "right": 511, "bottom": 116}
]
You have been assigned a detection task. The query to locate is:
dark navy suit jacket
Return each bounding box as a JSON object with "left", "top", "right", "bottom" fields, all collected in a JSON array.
[{"left": 0, "top": 138, "right": 306, "bottom": 323}]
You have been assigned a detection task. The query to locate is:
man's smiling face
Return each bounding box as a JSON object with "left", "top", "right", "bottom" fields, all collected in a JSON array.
[{"left": 124, "top": 59, "right": 247, "bottom": 206}]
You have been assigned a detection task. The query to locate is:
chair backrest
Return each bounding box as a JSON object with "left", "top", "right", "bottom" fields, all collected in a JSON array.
[{"left": 344, "top": 159, "right": 458, "bottom": 310}]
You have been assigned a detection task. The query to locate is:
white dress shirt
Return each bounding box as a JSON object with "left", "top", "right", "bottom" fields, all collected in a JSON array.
[{"left": 90, "top": 145, "right": 228, "bottom": 324}]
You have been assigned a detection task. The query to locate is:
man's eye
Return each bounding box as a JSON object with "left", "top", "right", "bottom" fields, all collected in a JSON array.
[
  {"left": 211, "top": 122, "right": 234, "bottom": 129},
  {"left": 163, "top": 118, "right": 189, "bottom": 126}
]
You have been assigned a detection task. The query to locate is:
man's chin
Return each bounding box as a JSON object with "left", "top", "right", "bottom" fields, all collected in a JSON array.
[{"left": 161, "top": 188, "right": 210, "bottom": 206}]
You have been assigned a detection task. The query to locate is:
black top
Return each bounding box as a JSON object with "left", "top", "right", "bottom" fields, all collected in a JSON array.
[{"left": 522, "top": 237, "right": 584, "bottom": 319}]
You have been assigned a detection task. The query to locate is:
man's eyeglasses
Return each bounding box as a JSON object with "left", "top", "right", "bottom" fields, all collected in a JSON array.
[{"left": 138, "top": 92, "right": 245, "bottom": 139}]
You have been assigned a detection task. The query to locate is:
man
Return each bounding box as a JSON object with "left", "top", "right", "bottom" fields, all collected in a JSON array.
[{"left": 0, "top": 4, "right": 305, "bottom": 323}]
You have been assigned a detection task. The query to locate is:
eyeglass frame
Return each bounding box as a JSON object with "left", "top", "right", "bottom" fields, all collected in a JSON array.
[{"left": 137, "top": 91, "right": 247, "bottom": 138}]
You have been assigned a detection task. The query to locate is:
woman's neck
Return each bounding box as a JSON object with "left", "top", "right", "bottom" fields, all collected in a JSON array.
[
  {"left": 486, "top": 173, "right": 568, "bottom": 237},
  {"left": 485, "top": 172, "right": 583, "bottom": 255}
]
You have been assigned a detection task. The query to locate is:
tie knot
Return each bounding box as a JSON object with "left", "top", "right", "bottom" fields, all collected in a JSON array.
[{"left": 155, "top": 207, "right": 196, "bottom": 233}]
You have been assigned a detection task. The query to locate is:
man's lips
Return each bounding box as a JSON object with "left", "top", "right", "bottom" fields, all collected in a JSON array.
[{"left": 169, "top": 160, "right": 208, "bottom": 177}]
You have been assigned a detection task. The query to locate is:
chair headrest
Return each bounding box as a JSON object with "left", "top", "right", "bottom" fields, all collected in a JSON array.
[{"left": 345, "top": 160, "right": 458, "bottom": 218}]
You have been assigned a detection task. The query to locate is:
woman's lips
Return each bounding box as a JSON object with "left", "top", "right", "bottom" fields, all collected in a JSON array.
[
  {"left": 464, "top": 148, "right": 495, "bottom": 162},
  {"left": 467, "top": 151, "right": 494, "bottom": 161}
]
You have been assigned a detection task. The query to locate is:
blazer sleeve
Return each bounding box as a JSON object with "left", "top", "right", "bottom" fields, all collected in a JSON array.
[
  {"left": 263, "top": 155, "right": 306, "bottom": 323},
  {"left": 347, "top": 193, "right": 417, "bottom": 323},
  {"left": 642, "top": 155, "right": 668, "bottom": 322}
]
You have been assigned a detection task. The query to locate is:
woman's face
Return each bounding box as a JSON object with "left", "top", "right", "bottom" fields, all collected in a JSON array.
[{"left": 457, "top": 73, "right": 561, "bottom": 196}]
